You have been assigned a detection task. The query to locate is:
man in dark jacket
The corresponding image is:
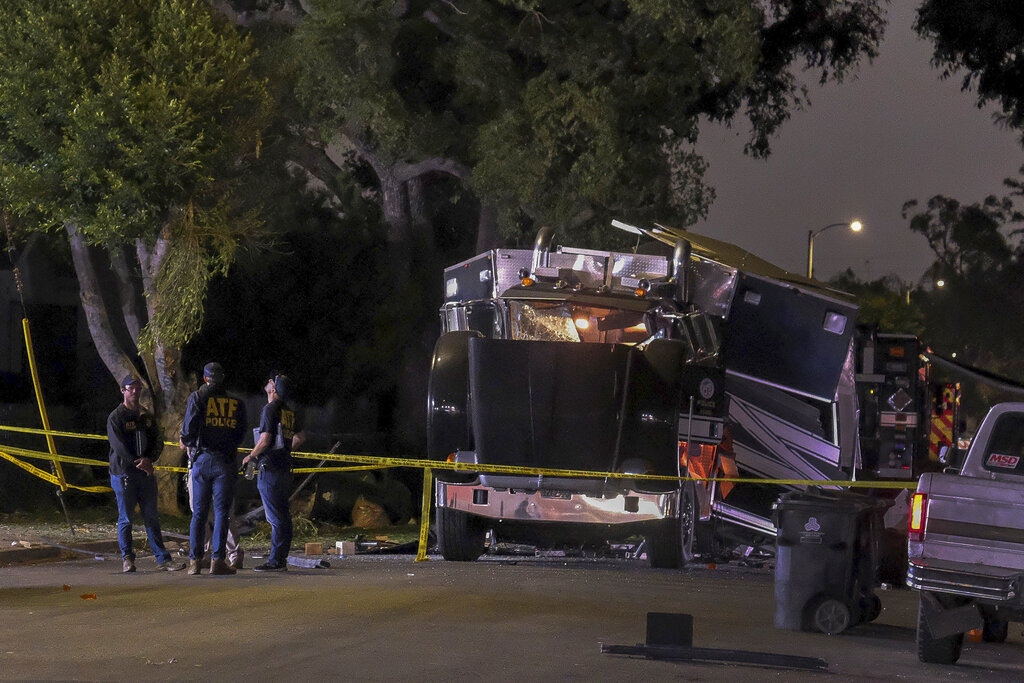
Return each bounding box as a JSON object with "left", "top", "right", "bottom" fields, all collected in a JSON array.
[
  {"left": 242, "top": 374, "right": 305, "bottom": 571},
  {"left": 180, "top": 362, "right": 247, "bottom": 575},
  {"left": 107, "top": 375, "right": 184, "bottom": 573}
]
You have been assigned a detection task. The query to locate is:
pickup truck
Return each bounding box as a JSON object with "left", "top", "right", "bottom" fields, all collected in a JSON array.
[{"left": 907, "top": 402, "right": 1024, "bottom": 664}]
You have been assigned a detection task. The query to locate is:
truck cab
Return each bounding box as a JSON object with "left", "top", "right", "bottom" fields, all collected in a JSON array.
[{"left": 428, "top": 222, "right": 861, "bottom": 567}]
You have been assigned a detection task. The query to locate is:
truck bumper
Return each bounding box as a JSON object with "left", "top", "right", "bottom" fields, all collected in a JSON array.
[
  {"left": 436, "top": 480, "right": 675, "bottom": 524},
  {"left": 907, "top": 557, "right": 1024, "bottom": 603}
]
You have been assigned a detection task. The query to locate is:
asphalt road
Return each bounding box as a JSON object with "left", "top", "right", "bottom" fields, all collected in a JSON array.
[{"left": 1, "top": 553, "right": 1022, "bottom": 681}]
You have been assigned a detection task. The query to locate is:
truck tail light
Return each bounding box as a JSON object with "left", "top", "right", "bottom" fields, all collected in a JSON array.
[{"left": 908, "top": 492, "right": 927, "bottom": 541}]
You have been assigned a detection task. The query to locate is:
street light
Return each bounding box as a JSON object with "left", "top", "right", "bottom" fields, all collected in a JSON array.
[
  {"left": 807, "top": 220, "right": 863, "bottom": 279},
  {"left": 906, "top": 278, "right": 945, "bottom": 304}
]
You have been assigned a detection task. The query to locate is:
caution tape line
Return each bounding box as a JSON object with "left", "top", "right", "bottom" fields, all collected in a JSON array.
[
  {"left": 0, "top": 424, "right": 108, "bottom": 441},
  {"left": 0, "top": 442, "right": 401, "bottom": 479},
  {"left": 2, "top": 429, "right": 918, "bottom": 490},
  {"left": 0, "top": 450, "right": 111, "bottom": 493}
]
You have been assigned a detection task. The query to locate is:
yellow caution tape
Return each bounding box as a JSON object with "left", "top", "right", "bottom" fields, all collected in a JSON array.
[
  {"left": 2, "top": 423, "right": 918, "bottom": 489},
  {"left": 0, "top": 450, "right": 111, "bottom": 493},
  {"left": 0, "top": 423, "right": 108, "bottom": 441}
]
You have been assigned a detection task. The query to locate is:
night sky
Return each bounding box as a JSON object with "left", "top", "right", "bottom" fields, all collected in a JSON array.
[{"left": 694, "top": 4, "right": 1022, "bottom": 285}]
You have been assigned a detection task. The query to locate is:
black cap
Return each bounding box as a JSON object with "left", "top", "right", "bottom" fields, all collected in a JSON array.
[
  {"left": 120, "top": 374, "right": 140, "bottom": 388},
  {"left": 273, "top": 374, "right": 292, "bottom": 399},
  {"left": 203, "top": 362, "right": 225, "bottom": 383}
]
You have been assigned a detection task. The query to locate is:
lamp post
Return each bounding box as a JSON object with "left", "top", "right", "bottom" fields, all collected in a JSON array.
[{"left": 807, "top": 220, "right": 862, "bottom": 279}]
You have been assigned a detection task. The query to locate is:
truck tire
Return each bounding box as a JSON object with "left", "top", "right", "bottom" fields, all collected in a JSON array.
[
  {"left": 647, "top": 482, "right": 697, "bottom": 569},
  {"left": 916, "top": 593, "right": 964, "bottom": 664},
  {"left": 436, "top": 506, "right": 486, "bottom": 561},
  {"left": 982, "top": 617, "right": 1009, "bottom": 643}
]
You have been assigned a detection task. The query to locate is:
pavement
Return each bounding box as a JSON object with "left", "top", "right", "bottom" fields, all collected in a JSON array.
[{"left": 3, "top": 550, "right": 1024, "bottom": 681}]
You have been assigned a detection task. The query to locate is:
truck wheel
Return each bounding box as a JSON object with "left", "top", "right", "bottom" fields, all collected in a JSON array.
[
  {"left": 982, "top": 617, "right": 1009, "bottom": 643},
  {"left": 436, "top": 506, "right": 486, "bottom": 561},
  {"left": 916, "top": 593, "right": 964, "bottom": 664},
  {"left": 647, "top": 482, "right": 697, "bottom": 569},
  {"left": 808, "top": 595, "right": 852, "bottom": 635}
]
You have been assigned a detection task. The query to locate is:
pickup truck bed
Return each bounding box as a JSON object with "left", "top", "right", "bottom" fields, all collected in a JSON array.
[{"left": 907, "top": 402, "right": 1024, "bottom": 664}]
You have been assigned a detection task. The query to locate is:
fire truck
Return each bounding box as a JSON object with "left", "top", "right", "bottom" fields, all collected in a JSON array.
[
  {"left": 427, "top": 220, "right": 862, "bottom": 565},
  {"left": 854, "top": 331, "right": 961, "bottom": 480}
]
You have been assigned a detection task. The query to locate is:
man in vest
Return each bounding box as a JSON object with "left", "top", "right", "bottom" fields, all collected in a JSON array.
[
  {"left": 181, "top": 362, "right": 247, "bottom": 575},
  {"left": 107, "top": 375, "right": 185, "bottom": 572},
  {"left": 243, "top": 374, "right": 306, "bottom": 571}
]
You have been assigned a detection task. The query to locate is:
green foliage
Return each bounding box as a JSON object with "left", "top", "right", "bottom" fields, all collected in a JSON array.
[
  {"left": 830, "top": 269, "right": 925, "bottom": 336},
  {"left": 294, "top": 0, "right": 885, "bottom": 245},
  {"left": 0, "top": 0, "right": 270, "bottom": 348}
]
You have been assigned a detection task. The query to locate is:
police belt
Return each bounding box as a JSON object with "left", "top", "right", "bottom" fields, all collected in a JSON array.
[{"left": 195, "top": 449, "right": 235, "bottom": 462}]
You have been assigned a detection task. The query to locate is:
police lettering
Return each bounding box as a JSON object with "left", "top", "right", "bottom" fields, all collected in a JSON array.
[{"left": 205, "top": 397, "right": 240, "bottom": 429}]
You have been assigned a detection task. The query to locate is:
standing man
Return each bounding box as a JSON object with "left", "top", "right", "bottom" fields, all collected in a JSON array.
[
  {"left": 243, "top": 374, "right": 305, "bottom": 572},
  {"left": 181, "top": 362, "right": 247, "bottom": 575},
  {"left": 107, "top": 375, "right": 185, "bottom": 573}
]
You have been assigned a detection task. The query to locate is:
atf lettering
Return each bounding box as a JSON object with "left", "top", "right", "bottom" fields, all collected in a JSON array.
[
  {"left": 206, "top": 397, "right": 239, "bottom": 418},
  {"left": 281, "top": 409, "right": 295, "bottom": 440}
]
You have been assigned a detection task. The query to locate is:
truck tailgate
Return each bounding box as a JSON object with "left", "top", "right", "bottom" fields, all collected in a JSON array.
[{"left": 913, "top": 471, "right": 1024, "bottom": 572}]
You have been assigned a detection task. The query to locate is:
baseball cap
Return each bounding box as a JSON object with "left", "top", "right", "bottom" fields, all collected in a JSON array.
[
  {"left": 120, "top": 374, "right": 140, "bottom": 388},
  {"left": 273, "top": 374, "right": 292, "bottom": 399},
  {"left": 203, "top": 362, "right": 225, "bottom": 383}
]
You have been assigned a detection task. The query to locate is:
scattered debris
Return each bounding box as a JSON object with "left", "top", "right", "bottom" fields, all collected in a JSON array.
[{"left": 80, "top": 594, "right": 96, "bottom": 600}]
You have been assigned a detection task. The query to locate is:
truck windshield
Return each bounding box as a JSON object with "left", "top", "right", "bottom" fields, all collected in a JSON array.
[{"left": 508, "top": 300, "right": 648, "bottom": 344}]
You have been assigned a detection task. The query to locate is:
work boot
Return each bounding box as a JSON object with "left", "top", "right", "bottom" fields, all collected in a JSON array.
[
  {"left": 229, "top": 551, "right": 244, "bottom": 571},
  {"left": 210, "top": 558, "right": 236, "bottom": 575},
  {"left": 156, "top": 559, "right": 186, "bottom": 572},
  {"left": 188, "top": 559, "right": 202, "bottom": 575},
  {"left": 122, "top": 557, "right": 136, "bottom": 573}
]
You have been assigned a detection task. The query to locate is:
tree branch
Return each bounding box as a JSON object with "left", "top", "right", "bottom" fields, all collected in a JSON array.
[
  {"left": 63, "top": 223, "right": 137, "bottom": 389},
  {"left": 110, "top": 248, "right": 143, "bottom": 346}
]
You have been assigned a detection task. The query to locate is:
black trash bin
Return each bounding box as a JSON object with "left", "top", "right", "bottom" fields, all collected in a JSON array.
[{"left": 773, "top": 489, "right": 887, "bottom": 635}]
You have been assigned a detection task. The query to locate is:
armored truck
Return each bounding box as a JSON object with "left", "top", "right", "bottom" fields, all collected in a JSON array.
[{"left": 427, "top": 220, "right": 860, "bottom": 567}]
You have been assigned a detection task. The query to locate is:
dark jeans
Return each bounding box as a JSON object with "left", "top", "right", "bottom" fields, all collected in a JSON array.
[
  {"left": 257, "top": 466, "right": 292, "bottom": 565},
  {"left": 189, "top": 451, "right": 236, "bottom": 561},
  {"left": 110, "top": 470, "right": 172, "bottom": 564}
]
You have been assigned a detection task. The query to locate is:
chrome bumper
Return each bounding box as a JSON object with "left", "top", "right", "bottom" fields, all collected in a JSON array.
[
  {"left": 907, "top": 557, "right": 1024, "bottom": 603},
  {"left": 436, "top": 480, "right": 676, "bottom": 524}
]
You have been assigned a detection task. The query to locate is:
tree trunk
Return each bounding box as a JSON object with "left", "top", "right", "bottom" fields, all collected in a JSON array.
[
  {"left": 136, "top": 237, "right": 192, "bottom": 515},
  {"left": 476, "top": 204, "right": 499, "bottom": 252}
]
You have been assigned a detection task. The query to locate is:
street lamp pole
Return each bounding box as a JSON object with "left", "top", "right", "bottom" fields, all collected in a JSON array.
[{"left": 806, "top": 220, "right": 863, "bottom": 279}]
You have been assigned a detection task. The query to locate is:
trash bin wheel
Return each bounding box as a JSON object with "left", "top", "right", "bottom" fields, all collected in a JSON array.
[
  {"left": 858, "top": 594, "right": 882, "bottom": 623},
  {"left": 808, "top": 595, "right": 852, "bottom": 635}
]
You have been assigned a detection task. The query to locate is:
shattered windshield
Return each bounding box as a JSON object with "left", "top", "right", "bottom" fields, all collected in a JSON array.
[{"left": 508, "top": 301, "right": 649, "bottom": 344}]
